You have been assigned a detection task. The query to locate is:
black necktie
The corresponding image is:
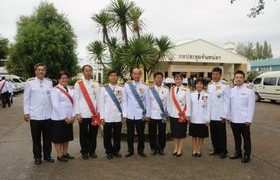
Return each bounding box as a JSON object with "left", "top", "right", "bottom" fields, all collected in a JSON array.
[
  {"left": 176, "top": 87, "right": 179, "bottom": 94},
  {"left": 63, "top": 86, "right": 68, "bottom": 92},
  {"left": 198, "top": 93, "right": 200, "bottom": 100}
]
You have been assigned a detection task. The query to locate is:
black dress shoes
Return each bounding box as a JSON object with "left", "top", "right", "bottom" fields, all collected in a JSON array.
[
  {"left": 241, "top": 156, "right": 251, "bottom": 163},
  {"left": 230, "top": 153, "right": 242, "bottom": 159},
  {"left": 219, "top": 153, "right": 228, "bottom": 159},
  {"left": 34, "top": 159, "right": 42, "bottom": 165},
  {"left": 114, "top": 152, "right": 122, "bottom": 158},
  {"left": 192, "top": 152, "right": 197, "bottom": 157},
  {"left": 89, "top": 153, "right": 97, "bottom": 159},
  {"left": 172, "top": 152, "right": 177, "bottom": 156},
  {"left": 82, "top": 153, "right": 89, "bottom": 160},
  {"left": 64, "top": 153, "right": 74, "bottom": 159},
  {"left": 150, "top": 150, "right": 157, "bottom": 156},
  {"left": 44, "top": 157, "right": 55, "bottom": 163},
  {"left": 176, "top": 153, "right": 183, "bottom": 157},
  {"left": 125, "top": 152, "right": 134, "bottom": 158},
  {"left": 106, "top": 154, "right": 113, "bottom": 160},
  {"left": 209, "top": 150, "right": 219, "bottom": 156},
  {"left": 158, "top": 150, "right": 165, "bottom": 156},
  {"left": 196, "top": 153, "right": 202, "bottom": 157},
  {"left": 57, "top": 156, "right": 68, "bottom": 162},
  {"left": 138, "top": 152, "right": 147, "bottom": 157}
]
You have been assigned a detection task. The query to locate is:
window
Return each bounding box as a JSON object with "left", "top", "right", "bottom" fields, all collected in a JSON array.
[
  {"left": 263, "top": 78, "right": 277, "bottom": 86},
  {"left": 278, "top": 78, "right": 280, "bottom": 86},
  {"left": 253, "top": 78, "right": 262, "bottom": 85},
  {"left": 12, "top": 78, "right": 21, "bottom": 83}
]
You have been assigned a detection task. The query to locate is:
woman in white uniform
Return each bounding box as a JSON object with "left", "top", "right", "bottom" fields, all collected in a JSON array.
[
  {"left": 51, "top": 71, "right": 75, "bottom": 162},
  {"left": 189, "top": 79, "right": 210, "bottom": 157}
]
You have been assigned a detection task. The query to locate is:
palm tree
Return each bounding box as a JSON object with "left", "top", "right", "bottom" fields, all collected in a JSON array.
[
  {"left": 128, "top": 6, "right": 144, "bottom": 38},
  {"left": 155, "top": 36, "right": 174, "bottom": 62},
  {"left": 87, "top": 40, "right": 107, "bottom": 69},
  {"left": 108, "top": 0, "right": 135, "bottom": 46}
]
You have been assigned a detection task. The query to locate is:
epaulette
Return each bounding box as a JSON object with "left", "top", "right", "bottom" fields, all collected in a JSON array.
[
  {"left": 149, "top": 85, "right": 154, "bottom": 89},
  {"left": 182, "top": 85, "right": 189, "bottom": 90},
  {"left": 100, "top": 83, "right": 107, "bottom": 87},
  {"left": 76, "top": 79, "right": 82, "bottom": 83},
  {"left": 126, "top": 80, "right": 132, "bottom": 84},
  {"left": 142, "top": 82, "right": 148, "bottom": 86},
  {"left": 222, "top": 81, "right": 229, "bottom": 85},
  {"left": 27, "top": 77, "right": 35, "bottom": 81},
  {"left": 247, "top": 84, "right": 254, "bottom": 90},
  {"left": 118, "top": 84, "right": 124, "bottom": 87},
  {"left": 208, "top": 80, "right": 214, "bottom": 85},
  {"left": 45, "top": 77, "right": 52, "bottom": 81}
]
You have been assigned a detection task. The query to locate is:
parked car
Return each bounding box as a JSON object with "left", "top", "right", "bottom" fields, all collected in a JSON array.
[
  {"left": 253, "top": 71, "right": 280, "bottom": 102},
  {"left": 0, "top": 75, "right": 25, "bottom": 93}
]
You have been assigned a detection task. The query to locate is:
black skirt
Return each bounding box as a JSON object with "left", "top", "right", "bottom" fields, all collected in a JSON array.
[
  {"left": 170, "top": 117, "right": 187, "bottom": 139},
  {"left": 189, "top": 123, "right": 209, "bottom": 138},
  {"left": 51, "top": 120, "right": 73, "bottom": 143}
]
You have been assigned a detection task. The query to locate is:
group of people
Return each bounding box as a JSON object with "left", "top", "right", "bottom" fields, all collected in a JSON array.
[
  {"left": 23, "top": 63, "right": 255, "bottom": 166},
  {"left": 0, "top": 77, "right": 13, "bottom": 108}
]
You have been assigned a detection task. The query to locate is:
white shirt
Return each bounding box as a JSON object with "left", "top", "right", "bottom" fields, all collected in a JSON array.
[
  {"left": 229, "top": 84, "right": 255, "bottom": 123},
  {"left": 7, "top": 81, "right": 13, "bottom": 93},
  {"left": 99, "top": 83, "right": 123, "bottom": 123},
  {"left": 168, "top": 85, "right": 191, "bottom": 118},
  {"left": 51, "top": 84, "right": 75, "bottom": 121},
  {"left": 208, "top": 79, "right": 230, "bottom": 121},
  {"left": 190, "top": 91, "right": 210, "bottom": 124},
  {"left": 0, "top": 80, "right": 8, "bottom": 93},
  {"left": 149, "top": 85, "right": 169, "bottom": 120},
  {"left": 122, "top": 80, "right": 151, "bottom": 120},
  {"left": 74, "top": 78, "right": 100, "bottom": 118},
  {"left": 23, "top": 77, "right": 52, "bottom": 120}
]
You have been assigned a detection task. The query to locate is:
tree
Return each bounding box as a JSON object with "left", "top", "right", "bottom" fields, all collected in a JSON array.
[
  {"left": 7, "top": 2, "right": 78, "bottom": 78},
  {"left": 87, "top": 40, "right": 107, "bottom": 69},
  {"left": 128, "top": 6, "right": 144, "bottom": 38},
  {"left": 230, "top": 0, "right": 265, "bottom": 17},
  {"left": 236, "top": 41, "right": 273, "bottom": 60},
  {"left": 108, "top": 0, "right": 135, "bottom": 45},
  {"left": 0, "top": 36, "right": 9, "bottom": 60}
]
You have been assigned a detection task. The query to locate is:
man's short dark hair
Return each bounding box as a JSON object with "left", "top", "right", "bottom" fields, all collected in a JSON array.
[
  {"left": 212, "top": 67, "right": 222, "bottom": 74},
  {"left": 154, "top": 72, "right": 163, "bottom": 79},
  {"left": 57, "top": 71, "right": 69, "bottom": 79},
  {"left": 82, "top": 65, "right": 93, "bottom": 72},
  {"left": 174, "top": 73, "right": 183, "bottom": 80},
  {"left": 195, "top": 78, "right": 205, "bottom": 87},
  {"left": 234, "top": 70, "right": 245, "bottom": 77},
  {"left": 108, "top": 69, "right": 118, "bottom": 76},
  {"left": 34, "top": 63, "right": 47, "bottom": 71}
]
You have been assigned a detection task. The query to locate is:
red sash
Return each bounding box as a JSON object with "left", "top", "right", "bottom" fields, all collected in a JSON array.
[
  {"left": 78, "top": 81, "right": 100, "bottom": 126},
  {"left": 171, "top": 87, "right": 187, "bottom": 123},
  {"left": 0, "top": 80, "right": 7, "bottom": 93},
  {"left": 56, "top": 86, "right": 74, "bottom": 105}
]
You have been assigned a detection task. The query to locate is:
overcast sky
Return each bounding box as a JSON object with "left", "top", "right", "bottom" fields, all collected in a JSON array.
[{"left": 1, "top": 0, "right": 280, "bottom": 61}]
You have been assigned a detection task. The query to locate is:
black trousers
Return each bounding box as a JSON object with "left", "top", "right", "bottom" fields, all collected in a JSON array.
[
  {"left": 126, "top": 119, "right": 145, "bottom": 153},
  {"left": 231, "top": 122, "right": 251, "bottom": 156},
  {"left": 30, "top": 119, "right": 52, "bottom": 159},
  {"left": 148, "top": 119, "right": 166, "bottom": 151},
  {"left": 1, "top": 92, "right": 10, "bottom": 107},
  {"left": 103, "top": 122, "right": 122, "bottom": 155},
  {"left": 79, "top": 118, "right": 99, "bottom": 155},
  {"left": 210, "top": 120, "right": 228, "bottom": 154}
]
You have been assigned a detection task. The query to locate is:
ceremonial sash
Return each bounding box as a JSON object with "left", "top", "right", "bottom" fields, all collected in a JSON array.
[
  {"left": 104, "top": 85, "right": 122, "bottom": 115},
  {"left": 78, "top": 81, "right": 100, "bottom": 126},
  {"left": 128, "top": 82, "right": 146, "bottom": 117},
  {"left": 151, "top": 87, "right": 168, "bottom": 122},
  {"left": 56, "top": 86, "right": 74, "bottom": 105},
  {"left": 0, "top": 80, "right": 7, "bottom": 93},
  {"left": 171, "top": 87, "right": 187, "bottom": 122}
]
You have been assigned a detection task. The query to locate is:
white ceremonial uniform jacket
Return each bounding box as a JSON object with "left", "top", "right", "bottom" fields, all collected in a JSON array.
[
  {"left": 207, "top": 79, "right": 230, "bottom": 121},
  {"left": 23, "top": 77, "right": 52, "bottom": 120},
  {"left": 229, "top": 84, "right": 255, "bottom": 123},
  {"left": 122, "top": 80, "right": 151, "bottom": 120},
  {"left": 74, "top": 78, "right": 100, "bottom": 118},
  {"left": 149, "top": 85, "right": 169, "bottom": 120},
  {"left": 99, "top": 83, "right": 123, "bottom": 123},
  {"left": 7, "top": 81, "right": 13, "bottom": 93},
  {"left": 51, "top": 84, "right": 75, "bottom": 121},
  {"left": 190, "top": 91, "right": 210, "bottom": 124},
  {"left": 0, "top": 80, "right": 8, "bottom": 93},
  {"left": 168, "top": 85, "right": 191, "bottom": 118}
]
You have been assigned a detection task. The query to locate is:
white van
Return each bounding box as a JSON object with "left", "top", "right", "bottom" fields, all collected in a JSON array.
[
  {"left": 253, "top": 71, "right": 280, "bottom": 102},
  {"left": 0, "top": 75, "right": 25, "bottom": 92}
]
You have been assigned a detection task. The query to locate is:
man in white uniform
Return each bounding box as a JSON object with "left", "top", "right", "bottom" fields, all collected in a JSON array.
[
  {"left": 208, "top": 67, "right": 230, "bottom": 159},
  {"left": 23, "top": 63, "right": 54, "bottom": 165},
  {"left": 74, "top": 65, "right": 100, "bottom": 160},
  {"left": 229, "top": 70, "right": 255, "bottom": 163},
  {"left": 123, "top": 68, "right": 151, "bottom": 157},
  {"left": 100, "top": 70, "right": 123, "bottom": 160}
]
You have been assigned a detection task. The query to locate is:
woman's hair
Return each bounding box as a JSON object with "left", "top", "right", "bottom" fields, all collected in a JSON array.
[
  {"left": 57, "top": 71, "right": 69, "bottom": 79},
  {"left": 195, "top": 78, "right": 205, "bottom": 87}
]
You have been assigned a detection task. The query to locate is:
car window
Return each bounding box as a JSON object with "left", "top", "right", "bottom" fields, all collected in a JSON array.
[
  {"left": 12, "top": 78, "right": 21, "bottom": 83},
  {"left": 278, "top": 78, "right": 280, "bottom": 86},
  {"left": 253, "top": 78, "right": 262, "bottom": 85},
  {"left": 263, "top": 78, "right": 277, "bottom": 86}
]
